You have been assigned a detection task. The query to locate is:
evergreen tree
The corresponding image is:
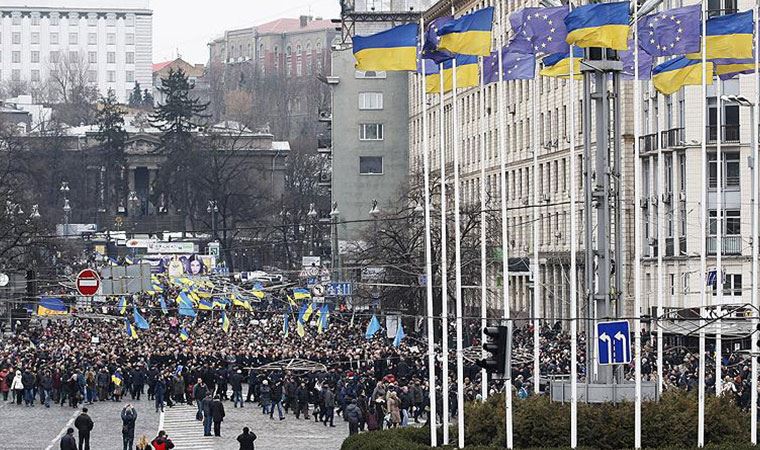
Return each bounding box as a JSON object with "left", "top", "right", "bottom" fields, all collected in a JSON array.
[
  {"left": 142, "top": 89, "right": 154, "bottom": 109},
  {"left": 149, "top": 68, "right": 208, "bottom": 217},
  {"left": 128, "top": 82, "right": 143, "bottom": 108},
  {"left": 94, "top": 89, "right": 128, "bottom": 212}
]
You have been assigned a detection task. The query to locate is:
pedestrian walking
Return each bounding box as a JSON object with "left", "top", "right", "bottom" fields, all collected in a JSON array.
[
  {"left": 230, "top": 370, "right": 243, "bottom": 408},
  {"left": 10, "top": 369, "right": 23, "bottom": 405},
  {"left": 344, "top": 398, "right": 363, "bottom": 436},
  {"left": 60, "top": 427, "right": 77, "bottom": 450},
  {"left": 321, "top": 384, "right": 335, "bottom": 427},
  {"left": 74, "top": 407, "right": 94, "bottom": 450},
  {"left": 201, "top": 393, "right": 213, "bottom": 436},
  {"left": 121, "top": 403, "right": 138, "bottom": 450},
  {"left": 236, "top": 426, "right": 257, "bottom": 450},
  {"left": 211, "top": 395, "right": 226, "bottom": 437},
  {"left": 150, "top": 430, "right": 174, "bottom": 450}
]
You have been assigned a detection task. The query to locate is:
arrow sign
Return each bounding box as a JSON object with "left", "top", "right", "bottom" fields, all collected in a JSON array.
[{"left": 597, "top": 320, "right": 631, "bottom": 365}]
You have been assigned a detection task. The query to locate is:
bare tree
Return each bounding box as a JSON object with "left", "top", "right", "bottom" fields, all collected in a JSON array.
[{"left": 47, "top": 51, "right": 98, "bottom": 125}]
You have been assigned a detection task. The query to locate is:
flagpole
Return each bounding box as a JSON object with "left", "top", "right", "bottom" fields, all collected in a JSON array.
[
  {"left": 439, "top": 61, "right": 451, "bottom": 446},
  {"left": 495, "top": 7, "right": 513, "bottom": 446},
  {"left": 698, "top": 0, "right": 707, "bottom": 445},
  {"left": 656, "top": 86, "right": 664, "bottom": 402},
  {"left": 419, "top": 16, "right": 438, "bottom": 448},
  {"left": 752, "top": 3, "right": 759, "bottom": 444},
  {"left": 714, "top": 76, "right": 723, "bottom": 397},
  {"left": 633, "top": 2, "right": 642, "bottom": 449},
  {"left": 568, "top": 45, "right": 578, "bottom": 450},
  {"left": 531, "top": 58, "right": 541, "bottom": 395},
  {"left": 452, "top": 57, "right": 466, "bottom": 450},
  {"left": 479, "top": 55, "right": 489, "bottom": 402}
]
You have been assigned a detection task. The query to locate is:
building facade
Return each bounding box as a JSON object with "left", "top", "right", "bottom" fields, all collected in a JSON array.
[{"left": 0, "top": 0, "right": 152, "bottom": 103}]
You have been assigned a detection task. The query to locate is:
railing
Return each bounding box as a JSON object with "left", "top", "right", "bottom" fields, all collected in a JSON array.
[
  {"left": 706, "top": 125, "right": 740, "bottom": 143},
  {"left": 639, "top": 133, "right": 658, "bottom": 153},
  {"left": 707, "top": 235, "right": 742, "bottom": 255},
  {"left": 660, "top": 128, "right": 685, "bottom": 148}
]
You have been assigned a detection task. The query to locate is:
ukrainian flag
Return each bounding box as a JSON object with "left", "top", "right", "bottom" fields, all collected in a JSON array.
[
  {"left": 198, "top": 298, "right": 213, "bottom": 311},
  {"left": 687, "top": 10, "right": 754, "bottom": 61},
  {"left": 221, "top": 312, "right": 230, "bottom": 333},
  {"left": 353, "top": 23, "right": 418, "bottom": 71},
  {"left": 296, "top": 320, "right": 305, "bottom": 338},
  {"left": 426, "top": 55, "right": 479, "bottom": 94},
  {"left": 232, "top": 294, "right": 252, "bottom": 311},
  {"left": 293, "top": 288, "right": 311, "bottom": 300},
  {"left": 565, "top": 1, "right": 630, "bottom": 50},
  {"left": 716, "top": 61, "right": 757, "bottom": 79},
  {"left": 118, "top": 297, "right": 127, "bottom": 315},
  {"left": 179, "top": 328, "right": 190, "bottom": 341},
  {"left": 251, "top": 289, "right": 265, "bottom": 299},
  {"left": 437, "top": 7, "right": 494, "bottom": 56},
  {"left": 124, "top": 319, "right": 137, "bottom": 339},
  {"left": 37, "top": 298, "right": 68, "bottom": 316},
  {"left": 287, "top": 295, "right": 297, "bottom": 308},
  {"left": 540, "top": 48, "right": 584, "bottom": 79},
  {"left": 652, "top": 56, "right": 713, "bottom": 95},
  {"left": 111, "top": 372, "right": 123, "bottom": 386},
  {"left": 302, "top": 303, "right": 315, "bottom": 322}
]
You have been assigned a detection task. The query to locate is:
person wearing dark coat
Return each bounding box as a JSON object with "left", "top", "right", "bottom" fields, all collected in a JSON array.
[
  {"left": 236, "top": 427, "right": 257, "bottom": 450},
  {"left": 321, "top": 384, "right": 336, "bottom": 427},
  {"left": 230, "top": 370, "right": 244, "bottom": 408},
  {"left": 201, "top": 394, "right": 213, "bottom": 436},
  {"left": 154, "top": 376, "right": 166, "bottom": 413},
  {"left": 74, "top": 407, "right": 94, "bottom": 450},
  {"left": 295, "top": 382, "right": 310, "bottom": 419},
  {"left": 60, "top": 428, "right": 77, "bottom": 450},
  {"left": 211, "top": 396, "right": 226, "bottom": 437},
  {"left": 121, "top": 404, "right": 138, "bottom": 450},
  {"left": 344, "top": 399, "right": 363, "bottom": 436}
]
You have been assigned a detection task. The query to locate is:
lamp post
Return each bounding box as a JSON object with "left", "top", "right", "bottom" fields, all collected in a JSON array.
[
  {"left": 330, "top": 202, "right": 340, "bottom": 281},
  {"left": 207, "top": 200, "right": 219, "bottom": 240},
  {"left": 128, "top": 191, "right": 140, "bottom": 216},
  {"left": 307, "top": 203, "right": 318, "bottom": 256},
  {"left": 60, "top": 181, "right": 70, "bottom": 236},
  {"left": 369, "top": 199, "right": 380, "bottom": 234}
]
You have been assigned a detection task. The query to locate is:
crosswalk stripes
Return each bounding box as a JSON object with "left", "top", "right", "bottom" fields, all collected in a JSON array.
[{"left": 160, "top": 403, "right": 215, "bottom": 450}]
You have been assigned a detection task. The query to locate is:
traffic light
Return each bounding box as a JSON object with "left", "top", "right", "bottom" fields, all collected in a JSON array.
[{"left": 477, "top": 325, "right": 509, "bottom": 379}]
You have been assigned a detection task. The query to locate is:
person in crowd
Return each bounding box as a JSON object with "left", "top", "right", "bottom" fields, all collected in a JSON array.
[
  {"left": 211, "top": 395, "right": 226, "bottom": 437},
  {"left": 135, "top": 435, "right": 152, "bottom": 450},
  {"left": 10, "top": 368, "right": 23, "bottom": 405},
  {"left": 321, "top": 383, "right": 335, "bottom": 427},
  {"left": 236, "top": 426, "right": 257, "bottom": 450},
  {"left": 230, "top": 369, "right": 244, "bottom": 408},
  {"left": 150, "top": 431, "right": 174, "bottom": 450},
  {"left": 121, "top": 403, "right": 138, "bottom": 450},
  {"left": 201, "top": 393, "right": 213, "bottom": 437},
  {"left": 74, "top": 407, "right": 94, "bottom": 450},
  {"left": 344, "top": 398, "right": 363, "bottom": 436},
  {"left": 259, "top": 379, "right": 271, "bottom": 415},
  {"left": 60, "top": 427, "right": 77, "bottom": 450}
]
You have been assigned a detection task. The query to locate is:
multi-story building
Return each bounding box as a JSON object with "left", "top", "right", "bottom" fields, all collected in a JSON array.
[
  {"left": 152, "top": 57, "right": 205, "bottom": 105},
  {"left": 0, "top": 0, "right": 152, "bottom": 103}
]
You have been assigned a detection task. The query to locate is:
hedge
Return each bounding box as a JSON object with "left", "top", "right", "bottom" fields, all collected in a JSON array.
[{"left": 341, "top": 391, "right": 751, "bottom": 450}]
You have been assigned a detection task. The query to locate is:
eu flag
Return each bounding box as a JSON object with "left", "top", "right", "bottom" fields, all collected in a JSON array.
[
  {"left": 686, "top": 10, "right": 754, "bottom": 63},
  {"left": 638, "top": 5, "right": 701, "bottom": 57},
  {"left": 619, "top": 38, "right": 653, "bottom": 80},
  {"left": 353, "top": 23, "right": 419, "bottom": 71},
  {"left": 517, "top": 6, "right": 570, "bottom": 55},
  {"left": 422, "top": 16, "right": 454, "bottom": 63},
  {"left": 483, "top": 45, "right": 535, "bottom": 84},
  {"left": 565, "top": 1, "right": 630, "bottom": 50},
  {"left": 652, "top": 56, "right": 713, "bottom": 95},
  {"left": 437, "top": 7, "right": 494, "bottom": 56}
]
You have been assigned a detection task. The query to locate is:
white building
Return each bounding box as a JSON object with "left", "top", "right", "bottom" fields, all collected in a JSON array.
[{"left": 0, "top": 0, "right": 152, "bottom": 103}]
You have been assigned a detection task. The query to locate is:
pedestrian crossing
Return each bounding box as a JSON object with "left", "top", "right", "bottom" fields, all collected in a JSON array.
[{"left": 160, "top": 403, "right": 215, "bottom": 450}]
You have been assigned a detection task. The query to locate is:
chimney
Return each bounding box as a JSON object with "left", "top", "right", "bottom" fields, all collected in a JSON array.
[{"left": 299, "top": 15, "right": 308, "bottom": 28}]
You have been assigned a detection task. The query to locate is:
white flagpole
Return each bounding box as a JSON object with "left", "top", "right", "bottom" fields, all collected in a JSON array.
[
  {"left": 419, "top": 17, "right": 438, "bottom": 448},
  {"left": 698, "top": 0, "right": 707, "bottom": 445},
  {"left": 568, "top": 48, "right": 578, "bottom": 450},
  {"left": 751, "top": 3, "right": 759, "bottom": 442},
  {"left": 715, "top": 77, "right": 723, "bottom": 396},
  {"left": 452, "top": 57, "right": 466, "bottom": 450},
  {"left": 656, "top": 94, "right": 664, "bottom": 400},
  {"left": 633, "top": 1, "right": 642, "bottom": 447},
  {"left": 531, "top": 59, "right": 541, "bottom": 394},
  {"left": 439, "top": 61, "right": 451, "bottom": 446},
  {"left": 479, "top": 56, "right": 489, "bottom": 402},
  {"left": 495, "top": 9, "right": 513, "bottom": 447}
]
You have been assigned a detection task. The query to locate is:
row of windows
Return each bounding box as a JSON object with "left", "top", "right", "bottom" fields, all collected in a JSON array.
[
  {"left": 2, "top": 31, "right": 135, "bottom": 46},
  {"left": 1, "top": 50, "right": 135, "bottom": 64},
  {"left": 1, "top": 68, "right": 131, "bottom": 83},
  {"left": 8, "top": 13, "right": 134, "bottom": 27}
]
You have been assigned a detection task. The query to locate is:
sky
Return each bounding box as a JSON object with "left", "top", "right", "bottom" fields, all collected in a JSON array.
[{"left": 152, "top": 0, "right": 341, "bottom": 65}]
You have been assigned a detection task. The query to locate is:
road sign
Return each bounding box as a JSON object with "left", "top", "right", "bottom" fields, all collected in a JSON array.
[
  {"left": 0, "top": 273, "right": 9, "bottom": 287},
  {"left": 326, "top": 282, "right": 352, "bottom": 297},
  {"left": 311, "top": 284, "right": 326, "bottom": 297},
  {"left": 76, "top": 269, "right": 101, "bottom": 297},
  {"left": 597, "top": 320, "right": 631, "bottom": 365}
]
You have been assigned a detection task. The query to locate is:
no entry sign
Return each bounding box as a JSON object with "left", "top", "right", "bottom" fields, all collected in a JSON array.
[{"left": 76, "top": 269, "right": 101, "bottom": 296}]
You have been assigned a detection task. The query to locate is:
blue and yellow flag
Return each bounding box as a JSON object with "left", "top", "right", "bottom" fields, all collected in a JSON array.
[
  {"left": 177, "top": 292, "right": 197, "bottom": 318},
  {"left": 179, "top": 327, "right": 190, "bottom": 341},
  {"left": 111, "top": 372, "right": 123, "bottom": 386},
  {"left": 293, "top": 288, "right": 311, "bottom": 300},
  {"left": 686, "top": 10, "right": 754, "bottom": 62},
  {"left": 426, "top": 55, "right": 479, "bottom": 94},
  {"left": 287, "top": 295, "right": 297, "bottom": 308},
  {"left": 124, "top": 319, "right": 137, "bottom": 339},
  {"left": 540, "top": 48, "right": 584, "bottom": 79},
  {"left": 37, "top": 298, "right": 67, "bottom": 316},
  {"left": 118, "top": 297, "right": 127, "bottom": 315},
  {"left": 436, "top": 7, "right": 494, "bottom": 56},
  {"left": 133, "top": 306, "right": 150, "bottom": 330},
  {"left": 212, "top": 297, "right": 229, "bottom": 309},
  {"left": 198, "top": 298, "right": 213, "bottom": 311},
  {"left": 221, "top": 312, "right": 230, "bottom": 333},
  {"left": 231, "top": 294, "right": 252, "bottom": 311},
  {"left": 565, "top": 1, "right": 630, "bottom": 50},
  {"left": 353, "top": 23, "right": 418, "bottom": 71},
  {"left": 317, "top": 304, "right": 330, "bottom": 334},
  {"left": 716, "top": 61, "right": 757, "bottom": 80},
  {"left": 302, "top": 303, "right": 315, "bottom": 322},
  {"left": 296, "top": 320, "right": 305, "bottom": 338},
  {"left": 652, "top": 56, "right": 713, "bottom": 95}
]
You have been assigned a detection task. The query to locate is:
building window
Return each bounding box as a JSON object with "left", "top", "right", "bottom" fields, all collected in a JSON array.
[
  {"left": 708, "top": 152, "right": 740, "bottom": 188},
  {"left": 107, "top": 52, "right": 116, "bottom": 64},
  {"left": 126, "top": 71, "right": 134, "bottom": 83},
  {"left": 126, "top": 34, "right": 135, "bottom": 45},
  {"left": 358, "top": 92, "right": 383, "bottom": 110},
  {"left": 355, "top": 70, "right": 387, "bottom": 79},
  {"left": 713, "top": 273, "right": 742, "bottom": 296},
  {"left": 107, "top": 33, "right": 116, "bottom": 45},
  {"left": 31, "top": 51, "right": 39, "bottom": 63},
  {"left": 359, "top": 156, "right": 383, "bottom": 174},
  {"left": 89, "top": 52, "right": 97, "bottom": 64},
  {"left": 709, "top": 209, "right": 741, "bottom": 235},
  {"left": 69, "top": 33, "right": 78, "bottom": 45},
  {"left": 107, "top": 71, "right": 116, "bottom": 82},
  {"left": 88, "top": 33, "right": 97, "bottom": 45},
  {"left": 126, "top": 52, "right": 134, "bottom": 64},
  {"left": 31, "top": 70, "right": 40, "bottom": 82},
  {"left": 50, "top": 33, "right": 59, "bottom": 45},
  {"left": 88, "top": 70, "right": 97, "bottom": 82},
  {"left": 31, "top": 32, "right": 40, "bottom": 45},
  {"left": 12, "top": 32, "right": 21, "bottom": 45},
  {"left": 11, "top": 69, "right": 20, "bottom": 81},
  {"left": 50, "top": 51, "right": 60, "bottom": 63},
  {"left": 360, "top": 123, "right": 384, "bottom": 141},
  {"left": 69, "top": 51, "right": 78, "bottom": 62},
  {"left": 12, "top": 51, "right": 20, "bottom": 64}
]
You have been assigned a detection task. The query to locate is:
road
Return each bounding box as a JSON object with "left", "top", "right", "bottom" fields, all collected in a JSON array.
[{"left": 0, "top": 393, "right": 349, "bottom": 449}]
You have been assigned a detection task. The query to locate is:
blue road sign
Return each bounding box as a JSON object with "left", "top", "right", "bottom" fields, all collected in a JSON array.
[
  {"left": 597, "top": 320, "right": 631, "bottom": 365},
  {"left": 326, "top": 282, "right": 352, "bottom": 297}
]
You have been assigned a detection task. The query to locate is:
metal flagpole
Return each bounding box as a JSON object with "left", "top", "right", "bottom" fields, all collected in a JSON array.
[
  {"left": 495, "top": 7, "right": 513, "bottom": 446},
  {"left": 479, "top": 56, "right": 489, "bottom": 401},
  {"left": 751, "top": 4, "right": 759, "bottom": 441},
  {"left": 439, "top": 62, "right": 451, "bottom": 446},
  {"left": 633, "top": 1, "right": 642, "bottom": 447},
  {"left": 531, "top": 59, "right": 541, "bottom": 395},
  {"left": 568, "top": 42, "right": 579, "bottom": 450},
  {"left": 419, "top": 17, "right": 438, "bottom": 448},
  {"left": 656, "top": 91, "right": 664, "bottom": 399},
  {"left": 715, "top": 77, "right": 723, "bottom": 396},
  {"left": 452, "top": 57, "right": 466, "bottom": 450},
  {"left": 698, "top": 0, "right": 707, "bottom": 445}
]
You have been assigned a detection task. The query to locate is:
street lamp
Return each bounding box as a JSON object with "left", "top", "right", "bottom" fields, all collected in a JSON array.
[
  {"left": 62, "top": 198, "right": 71, "bottom": 236},
  {"left": 207, "top": 200, "right": 219, "bottom": 239},
  {"left": 307, "top": 203, "right": 318, "bottom": 256},
  {"left": 128, "top": 191, "right": 140, "bottom": 216}
]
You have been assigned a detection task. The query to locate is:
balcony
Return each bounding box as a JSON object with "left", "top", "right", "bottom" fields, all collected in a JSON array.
[
  {"left": 660, "top": 128, "right": 685, "bottom": 148},
  {"left": 639, "top": 133, "right": 658, "bottom": 153},
  {"left": 707, "top": 235, "right": 742, "bottom": 255},
  {"left": 706, "top": 125, "right": 740, "bottom": 144}
]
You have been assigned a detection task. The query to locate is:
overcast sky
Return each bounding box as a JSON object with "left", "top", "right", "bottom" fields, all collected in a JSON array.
[{"left": 152, "top": 0, "right": 340, "bottom": 64}]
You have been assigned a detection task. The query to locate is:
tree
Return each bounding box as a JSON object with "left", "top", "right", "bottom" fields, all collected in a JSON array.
[
  {"left": 48, "top": 51, "right": 99, "bottom": 125},
  {"left": 142, "top": 89, "right": 154, "bottom": 109},
  {"left": 94, "top": 89, "right": 128, "bottom": 213},
  {"left": 128, "top": 82, "right": 143, "bottom": 108},
  {"left": 149, "top": 68, "right": 209, "bottom": 221}
]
